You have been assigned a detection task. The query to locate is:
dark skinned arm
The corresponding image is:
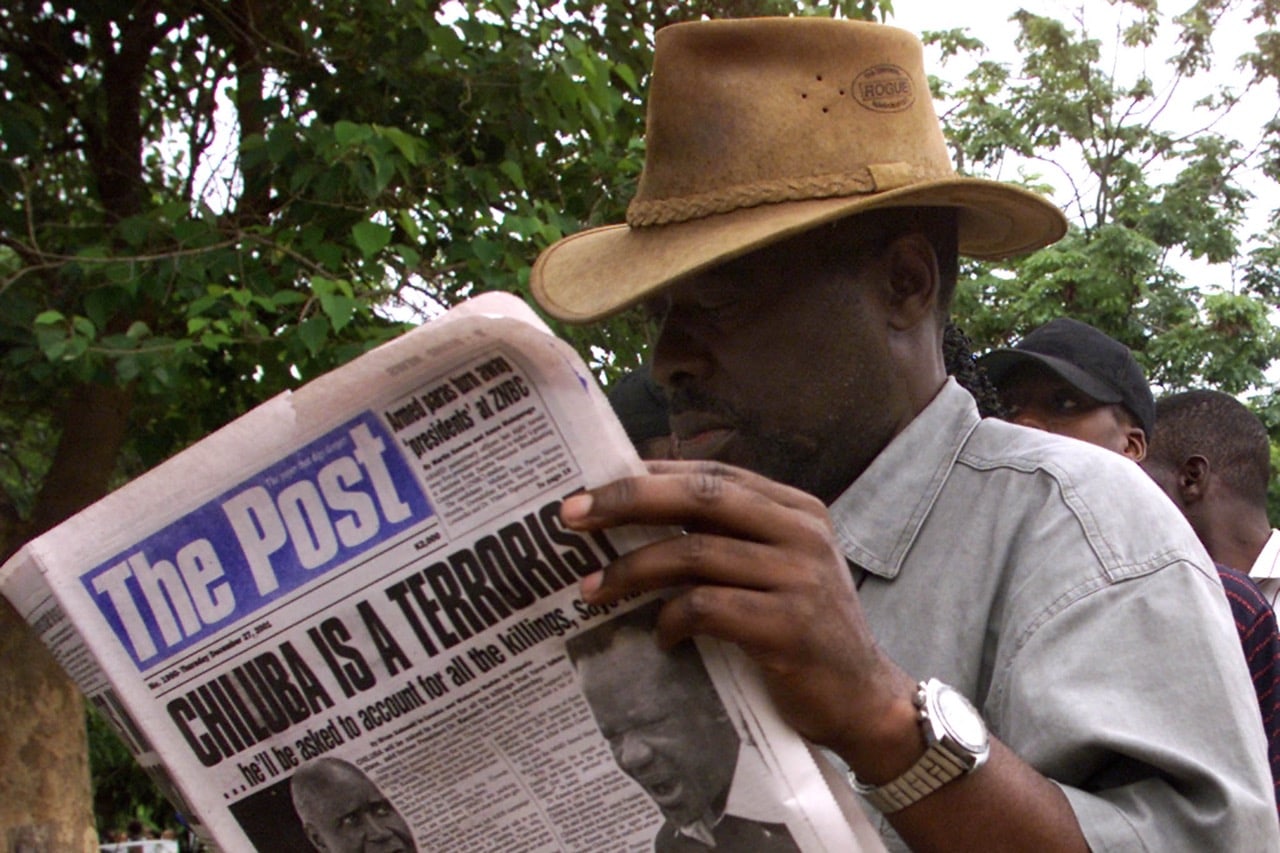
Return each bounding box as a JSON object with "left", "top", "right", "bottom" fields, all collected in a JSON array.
[{"left": 562, "top": 460, "right": 1089, "bottom": 853}]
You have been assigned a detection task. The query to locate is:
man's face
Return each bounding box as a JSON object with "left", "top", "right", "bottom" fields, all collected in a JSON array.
[
  {"left": 1139, "top": 453, "right": 1188, "bottom": 509},
  {"left": 643, "top": 225, "right": 909, "bottom": 502},
  {"left": 1139, "top": 452, "right": 1212, "bottom": 542},
  {"left": 298, "top": 765, "right": 416, "bottom": 853},
  {"left": 578, "top": 631, "right": 741, "bottom": 827},
  {"left": 997, "top": 363, "right": 1144, "bottom": 459}
]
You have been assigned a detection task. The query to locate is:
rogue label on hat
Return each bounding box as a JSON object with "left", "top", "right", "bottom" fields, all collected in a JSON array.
[{"left": 853, "top": 64, "right": 914, "bottom": 112}]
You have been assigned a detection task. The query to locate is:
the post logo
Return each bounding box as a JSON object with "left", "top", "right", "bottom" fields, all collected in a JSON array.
[{"left": 82, "top": 413, "right": 433, "bottom": 668}]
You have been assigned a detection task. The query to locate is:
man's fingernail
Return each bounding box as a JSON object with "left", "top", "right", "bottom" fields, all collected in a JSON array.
[
  {"left": 561, "top": 493, "right": 593, "bottom": 522},
  {"left": 580, "top": 571, "right": 602, "bottom": 597}
]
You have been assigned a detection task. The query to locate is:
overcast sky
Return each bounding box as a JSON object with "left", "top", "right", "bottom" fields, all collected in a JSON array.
[
  {"left": 889, "top": 0, "right": 1260, "bottom": 63},
  {"left": 885, "top": 0, "right": 1278, "bottom": 282}
]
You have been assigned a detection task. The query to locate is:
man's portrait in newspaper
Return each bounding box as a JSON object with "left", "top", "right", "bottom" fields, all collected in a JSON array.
[
  {"left": 290, "top": 756, "right": 418, "bottom": 853},
  {"left": 567, "top": 600, "right": 800, "bottom": 852}
]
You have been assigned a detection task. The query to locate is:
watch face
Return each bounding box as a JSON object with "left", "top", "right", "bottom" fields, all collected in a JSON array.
[{"left": 937, "top": 687, "right": 989, "bottom": 752}]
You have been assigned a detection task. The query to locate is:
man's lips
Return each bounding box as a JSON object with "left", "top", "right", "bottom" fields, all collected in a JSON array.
[
  {"left": 639, "top": 774, "right": 688, "bottom": 810},
  {"left": 670, "top": 414, "right": 734, "bottom": 461},
  {"left": 673, "top": 428, "right": 733, "bottom": 460}
]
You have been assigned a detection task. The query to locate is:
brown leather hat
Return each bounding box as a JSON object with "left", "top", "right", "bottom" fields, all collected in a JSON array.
[{"left": 531, "top": 17, "right": 1067, "bottom": 323}]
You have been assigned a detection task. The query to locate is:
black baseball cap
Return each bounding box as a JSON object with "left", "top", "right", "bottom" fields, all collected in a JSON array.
[
  {"left": 606, "top": 364, "right": 670, "bottom": 445},
  {"left": 979, "top": 317, "right": 1155, "bottom": 437}
]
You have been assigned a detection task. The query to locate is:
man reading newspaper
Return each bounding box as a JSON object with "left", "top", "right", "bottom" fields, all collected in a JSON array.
[{"left": 529, "top": 17, "right": 1278, "bottom": 851}]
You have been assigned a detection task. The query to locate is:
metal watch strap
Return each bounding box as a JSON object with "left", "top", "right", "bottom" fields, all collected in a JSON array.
[
  {"left": 850, "top": 679, "right": 985, "bottom": 814},
  {"left": 853, "top": 740, "right": 973, "bottom": 813}
]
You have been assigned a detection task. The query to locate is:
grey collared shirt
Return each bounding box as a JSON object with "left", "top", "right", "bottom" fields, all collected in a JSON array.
[{"left": 831, "top": 379, "right": 1278, "bottom": 850}]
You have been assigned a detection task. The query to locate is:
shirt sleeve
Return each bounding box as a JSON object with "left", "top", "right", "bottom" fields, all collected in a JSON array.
[{"left": 989, "top": 558, "right": 1279, "bottom": 850}]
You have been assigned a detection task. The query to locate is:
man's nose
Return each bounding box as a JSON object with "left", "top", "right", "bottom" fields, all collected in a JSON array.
[
  {"left": 650, "top": 310, "right": 713, "bottom": 389},
  {"left": 615, "top": 732, "right": 655, "bottom": 773},
  {"left": 360, "top": 812, "right": 394, "bottom": 840}
]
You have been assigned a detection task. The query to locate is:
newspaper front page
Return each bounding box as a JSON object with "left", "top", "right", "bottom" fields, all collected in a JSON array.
[{"left": 1, "top": 293, "right": 883, "bottom": 852}]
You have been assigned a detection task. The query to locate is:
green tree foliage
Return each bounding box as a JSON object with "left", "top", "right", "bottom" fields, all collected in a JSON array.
[
  {"left": 929, "top": 0, "right": 1280, "bottom": 390},
  {"left": 0, "top": 0, "right": 887, "bottom": 551},
  {"left": 1, "top": 1, "right": 412, "bottom": 547},
  {"left": 918, "top": 0, "right": 1280, "bottom": 511},
  {"left": 87, "top": 705, "right": 179, "bottom": 841}
]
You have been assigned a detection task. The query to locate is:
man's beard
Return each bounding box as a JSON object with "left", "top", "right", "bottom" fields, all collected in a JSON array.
[{"left": 667, "top": 386, "right": 833, "bottom": 498}]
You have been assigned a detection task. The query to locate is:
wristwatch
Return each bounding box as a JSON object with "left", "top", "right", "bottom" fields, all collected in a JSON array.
[{"left": 850, "top": 678, "right": 990, "bottom": 814}]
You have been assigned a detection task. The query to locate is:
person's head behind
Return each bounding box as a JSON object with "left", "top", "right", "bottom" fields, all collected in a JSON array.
[
  {"left": 290, "top": 757, "right": 416, "bottom": 853},
  {"left": 530, "top": 19, "right": 1066, "bottom": 502},
  {"left": 568, "top": 602, "right": 740, "bottom": 828},
  {"left": 1141, "top": 389, "right": 1272, "bottom": 518},
  {"left": 607, "top": 364, "right": 673, "bottom": 460},
  {"left": 980, "top": 318, "right": 1153, "bottom": 460}
]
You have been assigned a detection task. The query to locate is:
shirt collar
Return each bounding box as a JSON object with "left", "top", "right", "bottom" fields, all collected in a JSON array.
[
  {"left": 1250, "top": 529, "right": 1280, "bottom": 580},
  {"left": 828, "top": 379, "right": 979, "bottom": 581},
  {"left": 674, "top": 742, "right": 791, "bottom": 844}
]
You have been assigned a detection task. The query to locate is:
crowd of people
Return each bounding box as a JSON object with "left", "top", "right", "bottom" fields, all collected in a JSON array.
[
  {"left": 98, "top": 820, "right": 181, "bottom": 852},
  {"left": 536, "top": 14, "right": 1280, "bottom": 851}
]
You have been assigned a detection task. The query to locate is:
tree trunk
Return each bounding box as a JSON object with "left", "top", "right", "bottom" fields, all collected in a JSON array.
[
  {"left": 2, "top": 383, "right": 136, "bottom": 850},
  {"left": 0, "top": 600, "right": 97, "bottom": 853},
  {"left": 27, "top": 384, "right": 135, "bottom": 543}
]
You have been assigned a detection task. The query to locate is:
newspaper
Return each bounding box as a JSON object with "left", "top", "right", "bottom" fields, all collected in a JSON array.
[{"left": 1, "top": 292, "right": 884, "bottom": 852}]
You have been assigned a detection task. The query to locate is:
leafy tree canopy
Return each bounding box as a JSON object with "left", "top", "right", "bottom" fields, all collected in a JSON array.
[
  {"left": 928, "top": 0, "right": 1280, "bottom": 392},
  {"left": 919, "top": 0, "right": 1280, "bottom": 511}
]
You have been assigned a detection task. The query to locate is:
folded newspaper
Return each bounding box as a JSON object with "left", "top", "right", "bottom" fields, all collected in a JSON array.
[{"left": 1, "top": 292, "right": 884, "bottom": 852}]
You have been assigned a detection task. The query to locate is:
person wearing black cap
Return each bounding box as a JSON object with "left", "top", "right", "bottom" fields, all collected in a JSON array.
[
  {"left": 981, "top": 318, "right": 1280, "bottom": 815},
  {"left": 607, "top": 364, "right": 673, "bottom": 461},
  {"left": 979, "top": 317, "right": 1154, "bottom": 462}
]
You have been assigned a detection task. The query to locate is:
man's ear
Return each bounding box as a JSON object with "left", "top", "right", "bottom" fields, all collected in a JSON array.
[
  {"left": 1123, "top": 428, "right": 1147, "bottom": 462},
  {"left": 1177, "top": 455, "right": 1210, "bottom": 504},
  {"left": 883, "top": 233, "right": 939, "bottom": 331},
  {"left": 304, "top": 824, "right": 329, "bottom": 852}
]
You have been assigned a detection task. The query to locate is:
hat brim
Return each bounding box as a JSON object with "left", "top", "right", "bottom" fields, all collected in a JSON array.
[
  {"left": 979, "top": 349, "right": 1124, "bottom": 406},
  {"left": 531, "top": 177, "right": 1067, "bottom": 323}
]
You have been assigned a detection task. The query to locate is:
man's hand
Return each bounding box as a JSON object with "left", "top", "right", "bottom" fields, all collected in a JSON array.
[
  {"left": 561, "top": 459, "right": 918, "bottom": 772},
  {"left": 564, "top": 461, "right": 1091, "bottom": 850}
]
